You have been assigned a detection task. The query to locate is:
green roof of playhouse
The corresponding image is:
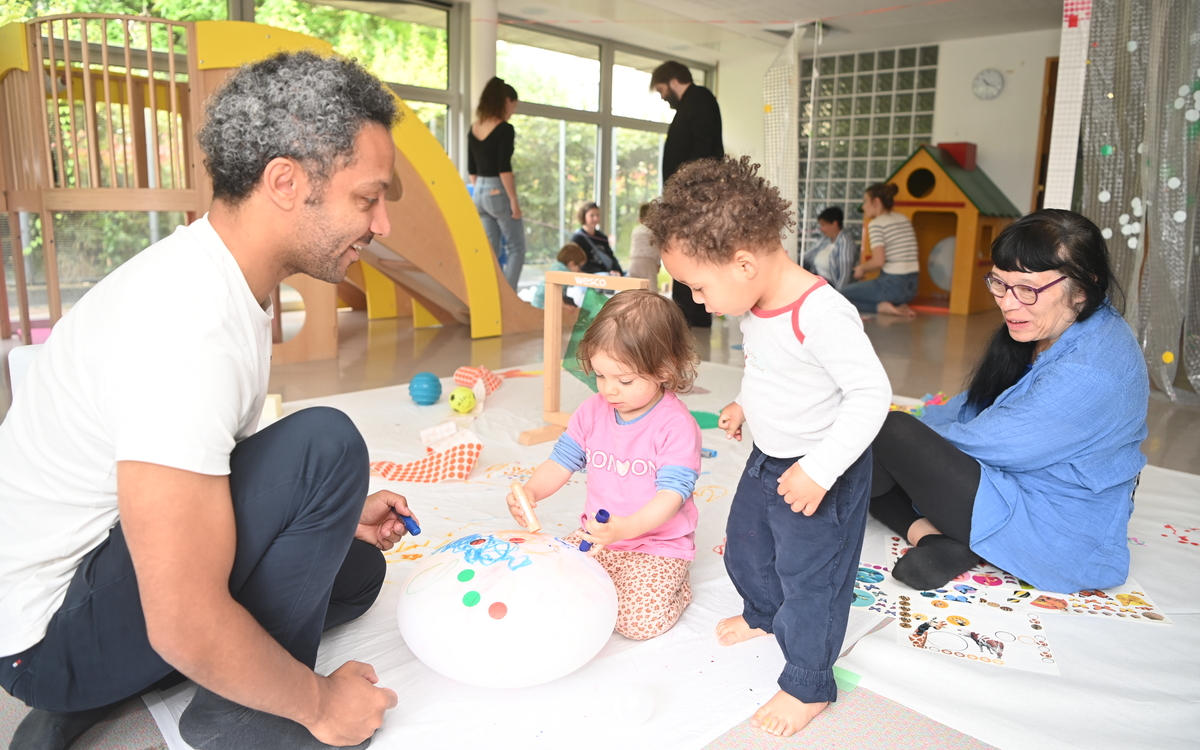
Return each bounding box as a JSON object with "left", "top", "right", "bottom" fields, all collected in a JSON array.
[{"left": 889, "top": 145, "right": 1022, "bottom": 218}]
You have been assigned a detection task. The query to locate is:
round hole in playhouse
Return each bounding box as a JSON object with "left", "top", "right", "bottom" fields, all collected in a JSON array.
[{"left": 907, "top": 168, "right": 936, "bottom": 198}]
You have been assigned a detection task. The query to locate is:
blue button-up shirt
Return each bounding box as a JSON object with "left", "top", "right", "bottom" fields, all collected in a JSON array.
[{"left": 921, "top": 303, "right": 1148, "bottom": 592}]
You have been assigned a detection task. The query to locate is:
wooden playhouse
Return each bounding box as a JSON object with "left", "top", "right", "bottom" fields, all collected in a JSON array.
[{"left": 868, "top": 143, "right": 1022, "bottom": 314}]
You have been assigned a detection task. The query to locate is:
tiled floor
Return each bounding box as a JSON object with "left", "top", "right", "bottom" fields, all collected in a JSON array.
[
  {"left": 3, "top": 307, "right": 1198, "bottom": 472},
  {"left": 276, "top": 308, "right": 1200, "bottom": 474},
  {"left": 0, "top": 307, "right": 1196, "bottom": 750}
]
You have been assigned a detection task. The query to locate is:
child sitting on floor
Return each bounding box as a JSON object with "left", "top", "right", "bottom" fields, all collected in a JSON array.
[
  {"left": 507, "top": 289, "right": 702, "bottom": 640},
  {"left": 647, "top": 156, "right": 891, "bottom": 736},
  {"left": 627, "top": 203, "right": 661, "bottom": 283},
  {"left": 532, "top": 242, "right": 587, "bottom": 309}
]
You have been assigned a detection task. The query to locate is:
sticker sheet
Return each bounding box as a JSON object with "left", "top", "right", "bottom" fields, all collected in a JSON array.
[
  {"left": 852, "top": 564, "right": 898, "bottom": 618},
  {"left": 896, "top": 595, "right": 1060, "bottom": 675},
  {"left": 885, "top": 537, "right": 1172, "bottom": 624}
]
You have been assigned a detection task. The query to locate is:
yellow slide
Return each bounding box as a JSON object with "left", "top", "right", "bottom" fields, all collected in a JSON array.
[{"left": 194, "top": 21, "right": 543, "bottom": 339}]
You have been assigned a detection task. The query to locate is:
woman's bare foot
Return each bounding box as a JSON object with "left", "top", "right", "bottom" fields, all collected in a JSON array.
[
  {"left": 750, "top": 691, "right": 829, "bottom": 736},
  {"left": 715, "top": 615, "right": 770, "bottom": 646},
  {"left": 877, "top": 301, "right": 917, "bottom": 319}
]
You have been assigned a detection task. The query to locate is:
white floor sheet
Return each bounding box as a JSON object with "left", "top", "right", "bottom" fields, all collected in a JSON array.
[{"left": 146, "top": 364, "right": 1200, "bottom": 750}]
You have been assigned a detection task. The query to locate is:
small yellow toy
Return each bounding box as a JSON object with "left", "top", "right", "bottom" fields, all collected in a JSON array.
[{"left": 449, "top": 386, "right": 476, "bottom": 414}]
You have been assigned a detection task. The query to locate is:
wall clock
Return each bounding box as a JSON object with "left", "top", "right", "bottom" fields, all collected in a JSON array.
[{"left": 972, "top": 68, "right": 1005, "bottom": 100}]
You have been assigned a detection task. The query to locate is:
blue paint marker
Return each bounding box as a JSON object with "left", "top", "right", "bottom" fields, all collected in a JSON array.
[
  {"left": 579, "top": 508, "right": 609, "bottom": 552},
  {"left": 700, "top": 448, "right": 718, "bottom": 458},
  {"left": 392, "top": 508, "right": 421, "bottom": 536}
]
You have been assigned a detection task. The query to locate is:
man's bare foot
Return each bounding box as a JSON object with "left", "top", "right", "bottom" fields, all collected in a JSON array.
[
  {"left": 749, "top": 690, "right": 829, "bottom": 736},
  {"left": 877, "top": 301, "right": 917, "bottom": 319},
  {"left": 715, "top": 615, "right": 770, "bottom": 646}
]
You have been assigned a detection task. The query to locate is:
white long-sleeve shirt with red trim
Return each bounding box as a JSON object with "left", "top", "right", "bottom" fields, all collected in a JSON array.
[{"left": 736, "top": 281, "right": 892, "bottom": 490}]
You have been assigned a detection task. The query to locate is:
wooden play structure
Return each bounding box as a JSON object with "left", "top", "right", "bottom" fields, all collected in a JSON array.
[
  {"left": 869, "top": 143, "right": 1022, "bottom": 314},
  {"left": 518, "top": 271, "right": 649, "bottom": 446},
  {"left": 0, "top": 14, "right": 545, "bottom": 358}
]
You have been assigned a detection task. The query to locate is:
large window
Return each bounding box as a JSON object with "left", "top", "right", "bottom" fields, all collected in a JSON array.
[
  {"left": 798, "top": 45, "right": 938, "bottom": 241},
  {"left": 611, "top": 128, "right": 664, "bottom": 261},
  {"left": 510, "top": 115, "right": 597, "bottom": 254},
  {"left": 498, "top": 26, "right": 600, "bottom": 112},
  {"left": 497, "top": 20, "right": 712, "bottom": 270},
  {"left": 2, "top": 1, "right": 226, "bottom": 25},
  {"left": 256, "top": 0, "right": 448, "bottom": 89},
  {"left": 254, "top": 0, "right": 460, "bottom": 156}
]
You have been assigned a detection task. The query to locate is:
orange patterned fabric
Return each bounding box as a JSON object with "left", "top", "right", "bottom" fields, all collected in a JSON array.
[
  {"left": 371, "top": 432, "right": 483, "bottom": 483},
  {"left": 453, "top": 365, "right": 503, "bottom": 396}
]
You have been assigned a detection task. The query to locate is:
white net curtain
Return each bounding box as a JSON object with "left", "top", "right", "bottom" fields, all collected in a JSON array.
[
  {"left": 763, "top": 29, "right": 800, "bottom": 262},
  {"left": 1080, "top": 0, "right": 1200, "bottom": 402}
]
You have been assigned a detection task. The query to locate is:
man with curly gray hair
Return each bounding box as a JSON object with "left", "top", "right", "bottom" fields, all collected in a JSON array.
[{"left": 1, "top": 52, "right": 410, "bottom": 750}]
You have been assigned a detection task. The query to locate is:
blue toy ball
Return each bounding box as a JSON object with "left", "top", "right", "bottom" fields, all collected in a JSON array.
[{"left": 409, "top": 372, "right": 442, "bottom": 405}]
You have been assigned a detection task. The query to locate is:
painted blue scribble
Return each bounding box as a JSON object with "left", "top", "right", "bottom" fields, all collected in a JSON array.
[{"left": 433, "top": 534, "right": 532, "bottom": 571}]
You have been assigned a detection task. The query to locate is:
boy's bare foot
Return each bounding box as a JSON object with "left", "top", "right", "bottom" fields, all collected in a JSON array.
[
  {"left": 877, "top": 301, "right": 917, "bottom": 319},
  {"left": 715, "top": 615, "right": 770, "bottom": 646},
  {"left": 749, "top": 690, "right": 829, "bottom": 736}
]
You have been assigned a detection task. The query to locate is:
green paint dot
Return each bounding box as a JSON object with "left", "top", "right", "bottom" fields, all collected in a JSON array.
[
  {"left": 1100, "top": 144, "right": 1115, "bottom": 156},
  {"left": 463, "top": 591, "right": 481, "bottom": 607},
  {"left": 457, "top": 569, "right": 475, "bottom": 582}
]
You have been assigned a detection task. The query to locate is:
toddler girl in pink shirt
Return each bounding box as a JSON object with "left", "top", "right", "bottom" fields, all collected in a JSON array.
[{"left": 507, "top": 289, "right": 703, "bottom": 640}]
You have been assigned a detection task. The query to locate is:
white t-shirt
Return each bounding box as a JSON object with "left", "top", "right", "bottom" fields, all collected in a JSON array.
[
  {"left": 735, "top": 281, "right": 891, "bottom": 491},
  {"left": 629, "top": 224, "right": 658, "bottom": 261},
  {"left": 867, "top": 211, "right": 919, "bottom": 275},
  {"left": 0, "top": 216, "right": 273, "bottom": 655}
]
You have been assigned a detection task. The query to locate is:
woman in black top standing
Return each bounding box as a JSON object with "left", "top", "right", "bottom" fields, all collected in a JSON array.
[
  {"left": 469, "top": 77, "right": 525, "bottom": 289},
  {"left": 570, "top": 201, "right": 623, "bottom": 276}
]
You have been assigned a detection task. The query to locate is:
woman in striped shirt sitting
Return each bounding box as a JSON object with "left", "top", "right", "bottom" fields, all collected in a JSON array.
[{"left": 841, "top": 183, "right": 920, "bottom": 318}]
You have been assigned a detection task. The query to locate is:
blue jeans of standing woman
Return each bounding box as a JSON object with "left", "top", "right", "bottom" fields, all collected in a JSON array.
[
  {"left": 724, "top": 445, "right": 871, "bottom": 704},
  {"left": 474, "top": 175, "right": 526, "bottom": 290},
  {"left": 840, "top": 271, "right": 919, "bottom": 313}
]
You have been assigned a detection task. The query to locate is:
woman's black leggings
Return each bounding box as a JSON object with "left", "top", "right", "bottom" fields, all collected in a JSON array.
[{"left": 870, "top": 411, "right": 982, "bottom": 545}]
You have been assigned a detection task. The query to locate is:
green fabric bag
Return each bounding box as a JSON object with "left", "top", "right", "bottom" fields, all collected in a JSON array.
[{"left": 562, "top": 288, "right": 609, "bottom": 393}]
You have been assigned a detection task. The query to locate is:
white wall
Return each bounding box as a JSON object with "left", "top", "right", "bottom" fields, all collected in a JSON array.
[
  {"left": 932, "top": 28, "right": 1061, "bottom": 214},
  {"left": 716, "top": 50, "right": 779, "bottom": 166}
]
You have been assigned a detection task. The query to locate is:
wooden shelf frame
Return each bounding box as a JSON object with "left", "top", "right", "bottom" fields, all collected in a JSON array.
[{"left": 518, "top": 271, "right": 649, "bottom": 445}]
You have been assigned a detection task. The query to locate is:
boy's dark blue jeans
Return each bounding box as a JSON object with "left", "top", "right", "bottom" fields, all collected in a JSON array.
[
  {"left": 725, "top": 445, "right": 871, "bottom": 704},
  {"left": 0, "top": 407, "right": 386, "bottom": 712}
]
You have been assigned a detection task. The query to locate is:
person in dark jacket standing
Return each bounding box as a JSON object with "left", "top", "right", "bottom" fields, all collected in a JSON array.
[{"left": 652, "top": 60, "right": 723, "bottom": 327}]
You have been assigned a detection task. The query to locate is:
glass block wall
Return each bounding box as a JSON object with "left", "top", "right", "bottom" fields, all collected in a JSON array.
[{"left": 799, "top": 45, "right": 939, "bottom": 242}]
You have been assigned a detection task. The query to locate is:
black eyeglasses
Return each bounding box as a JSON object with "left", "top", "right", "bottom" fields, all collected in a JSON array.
[{"left": 983, "top": 273, "right": 1068, "bottom": 305}]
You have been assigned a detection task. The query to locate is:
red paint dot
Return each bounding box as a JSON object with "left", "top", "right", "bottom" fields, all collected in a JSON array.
[
  {"left": 488, "top": 602, "right": 508, "bottom": 619},
  {"left": 470, "top": 538, "right": 486, "bottom": 546},
  {"left": 509, "top": 537, "right": 525, "bottom": 544}
]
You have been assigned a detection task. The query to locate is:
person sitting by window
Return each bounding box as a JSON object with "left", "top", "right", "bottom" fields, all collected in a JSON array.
[
  {"left": 572, "top": 202, "right": 623, "bottom": 277},
  {"left": 628, "top": 203, "right": 662, "bottom": 284},
  {"left": 801, "top": 207, "right": 856, "bottom": 291}
]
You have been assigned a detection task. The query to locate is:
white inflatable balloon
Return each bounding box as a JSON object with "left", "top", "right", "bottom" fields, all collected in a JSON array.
[{"left": 397, "top": 530, "right": 618, "bottom": 688}]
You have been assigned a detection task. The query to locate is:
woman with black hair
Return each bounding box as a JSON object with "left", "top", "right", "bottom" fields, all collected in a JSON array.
[
  {"left": 469, "top": 77, "right": 525, "bottom": 289},
  {"left": 867, "top": 209, "right": 1148, "bottom": 593}
]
